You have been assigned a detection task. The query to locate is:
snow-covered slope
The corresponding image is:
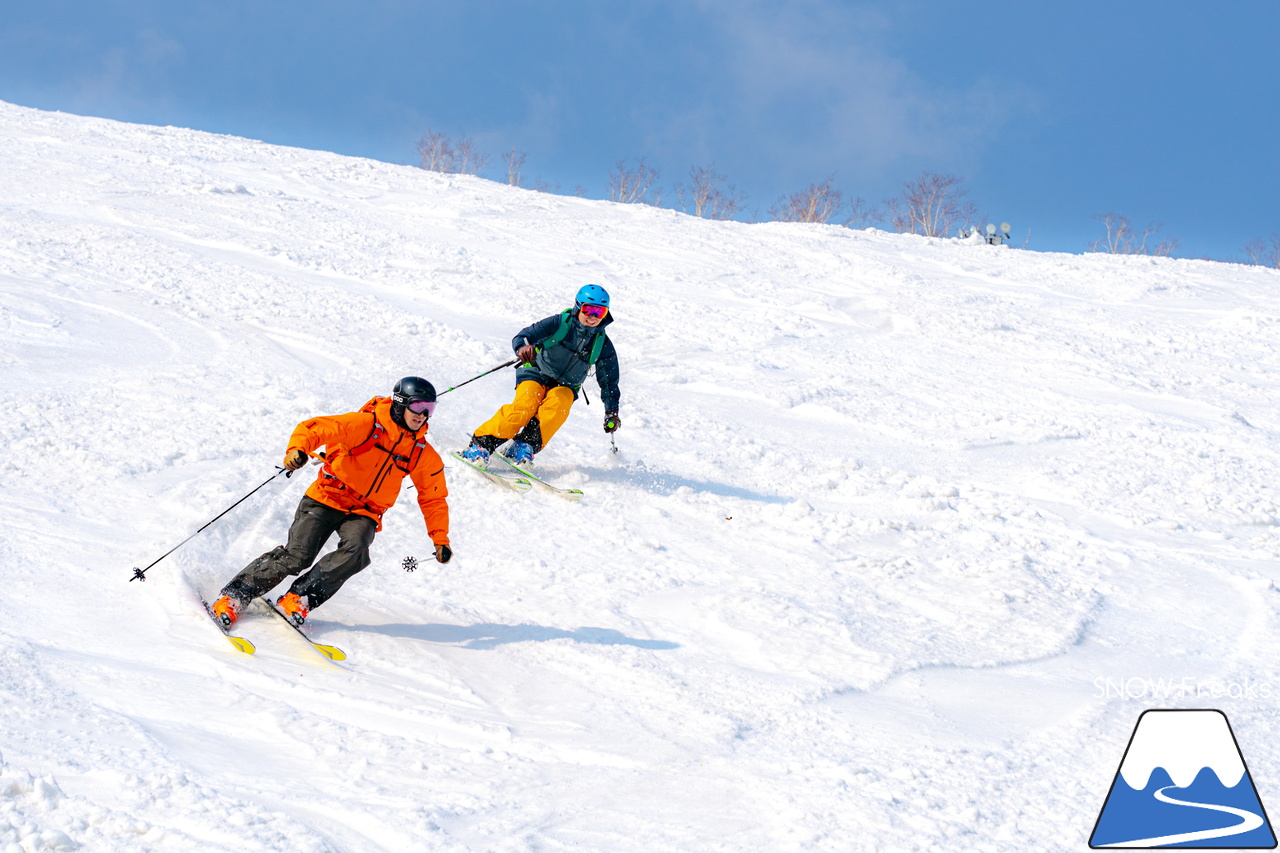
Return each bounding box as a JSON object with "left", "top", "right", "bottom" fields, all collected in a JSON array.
[{"left": 3, "top": 100, "right": 1280, "bottom": 852}]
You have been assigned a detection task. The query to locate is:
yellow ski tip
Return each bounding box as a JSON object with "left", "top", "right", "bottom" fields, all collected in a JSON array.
[
  {"left": 228, "top": 635, "right": 256, "bottom": 654},
  {"left": 314, "top": 643, "right": 346, "bottom": 661}
]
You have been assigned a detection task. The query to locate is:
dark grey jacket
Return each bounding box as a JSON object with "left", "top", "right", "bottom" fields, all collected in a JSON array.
[{"left": 512, "top": 310, "right": 620, "bottom": 411}]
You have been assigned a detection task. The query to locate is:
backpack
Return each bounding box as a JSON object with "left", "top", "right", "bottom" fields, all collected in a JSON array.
[
  {"left": 539, "top": 309, "right": 607, "bottom": 366},
  {"left": 343, "top": 396, "right": 427, "bottom": 473}
]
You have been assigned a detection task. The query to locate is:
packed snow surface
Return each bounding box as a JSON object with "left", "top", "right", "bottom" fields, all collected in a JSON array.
[{"left": 3, "top": 100, "right": 1280, "bottom": 852}]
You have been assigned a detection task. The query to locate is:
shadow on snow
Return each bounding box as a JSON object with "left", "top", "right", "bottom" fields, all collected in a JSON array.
[
  {"left": 572, "top": 462, "right": 791, "bottom": 505},
  {"left": 357, "top": 621, "right": 681, "bottom": 651}
]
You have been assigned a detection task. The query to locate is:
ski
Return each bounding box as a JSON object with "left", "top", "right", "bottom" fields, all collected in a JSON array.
[
  {"left": 449, "top": 452, "right": 532, "bottom": 493},
  {"left": 201, "top": 598, "right": 256, "bottom": 655},
  {"left": 257, "top": 597, "right": 347, "bottom": 662},
  {"left": 492, "top": 455, "right": 584, "bottom": 501}
]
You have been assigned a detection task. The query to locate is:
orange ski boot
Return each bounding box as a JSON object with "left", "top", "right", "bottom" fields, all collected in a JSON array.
[
  {"left": 211, "top": 595, "right": 241, "bottom": 628},
  {"left": 276, "top": 592, "right": 310, "bottom": 626}
]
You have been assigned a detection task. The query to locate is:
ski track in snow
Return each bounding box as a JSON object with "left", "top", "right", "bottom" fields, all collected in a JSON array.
[{"left": 3, "top": 100, "right": 1280, "bottom": 851}]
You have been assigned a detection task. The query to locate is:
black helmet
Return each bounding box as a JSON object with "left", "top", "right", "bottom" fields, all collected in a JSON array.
[
  {"left": 390, "top": 376, "right": 437, "bottom": 429},
  {"left": 393, "top": 376, "right": 437, "bottom": 406}
]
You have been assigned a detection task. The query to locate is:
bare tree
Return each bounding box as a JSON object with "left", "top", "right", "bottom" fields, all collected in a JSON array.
[
  {"left": 771, "top": 177, "right": 844, "bottom": 224},
  {"left": 417, "top": 131, "right": 456, "bottom": 173},
  {"left": 845, "top": 196, "right": 875, "bottom": 229},
  {"left": 1088, "top": 212, "right": 1179, "bottom": 256},
  {"left": 607, "top": 158, "right": 659, "bottom": 204},
  {"left": 416, "top": 130, "right": 489, "bottom": 176},
  {"left": 675, "top": 165, "right": 746, "bottom": 220},
  {"left": 502, "top": 148, "right": 526, "bottom": 187},
  {"left": 883, "top": 171, "right": 977, "bottom": 237},
  {"left": 1243, "top": 234, "right": 1280, "bottom": 268},
  {"left": 454, "top": 138, "right": 490, "bottom": 176}
]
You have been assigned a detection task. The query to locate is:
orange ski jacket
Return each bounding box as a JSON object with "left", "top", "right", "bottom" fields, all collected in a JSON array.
[{"left": 286, "top": 396, "right": 449, "bottom": 542}]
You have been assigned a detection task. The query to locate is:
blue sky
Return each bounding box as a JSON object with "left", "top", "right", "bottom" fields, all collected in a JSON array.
[{"left": 2, "top": 0, "right": 1276, "bottom": 260}]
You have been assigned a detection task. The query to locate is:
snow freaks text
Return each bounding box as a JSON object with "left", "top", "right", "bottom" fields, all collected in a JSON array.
[{"left": 1094, "top": 677, "right": 1273, "bottom": 701}]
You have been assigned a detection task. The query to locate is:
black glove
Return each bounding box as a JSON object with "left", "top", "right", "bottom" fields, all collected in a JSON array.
[
  {"left": 282, "top": 449, "right": 308, "bottom": 471},
  {"left": 435, "top": 543, "right": 453, "bottom": 564},
  {"left": 603, "top": 412, "right": 620, "bottom": 433},
  {"left": 517, "top": 344, "right": 537, "bottom": 364}
]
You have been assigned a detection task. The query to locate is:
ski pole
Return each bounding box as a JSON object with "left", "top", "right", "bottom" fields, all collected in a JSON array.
[
  {"left": 438, "top": 359, "right": 518, "bottom": 396},
  {"left": 129, "top": 466, "right": 295, "bottom": 582}
]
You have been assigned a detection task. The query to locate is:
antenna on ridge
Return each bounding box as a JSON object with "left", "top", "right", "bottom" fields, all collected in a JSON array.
[{"left": 962, "top": 222, "right": 1015, "bottom": 246}]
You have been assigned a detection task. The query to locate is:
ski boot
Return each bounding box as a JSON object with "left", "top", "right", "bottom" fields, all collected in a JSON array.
[
  {"left": 277, "top": 592, "right": 310, "bottom": 627},
  {"left": 211, "top": 595, "right": 241, "bottom": 628},
  {"left": 460, "top": 441, "right": 491, "bottom": 464},
  {"left": 502, "top": 440, "right": 534, "bottom": 465}
]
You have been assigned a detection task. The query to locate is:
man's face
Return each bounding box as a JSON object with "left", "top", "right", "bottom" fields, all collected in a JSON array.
[
  {"left": 404, "top": 408, "right": 428, "bottom": 431},
  {"left": 579, "top": 304, "right": 607, "bottom": 327}
]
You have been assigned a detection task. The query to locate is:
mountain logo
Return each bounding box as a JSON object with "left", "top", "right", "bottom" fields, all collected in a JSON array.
[{"left": 1090, "top": 709, "right": 1276, "bottom": 848}]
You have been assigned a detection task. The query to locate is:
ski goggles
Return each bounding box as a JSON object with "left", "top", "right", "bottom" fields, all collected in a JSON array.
[
  {"left": 405, "top": 399, "right": 436, "bottom": 417},
  {"left": 579, "top": 303, "right": 608, "bottom": 319}
]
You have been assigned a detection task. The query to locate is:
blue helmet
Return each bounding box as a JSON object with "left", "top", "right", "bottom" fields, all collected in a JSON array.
[{"left": 575, "top": 284, "right": 610, "bottom": 308}]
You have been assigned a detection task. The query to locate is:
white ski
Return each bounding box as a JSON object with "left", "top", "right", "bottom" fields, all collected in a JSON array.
[
  {"left": 492, "top": 454, "right": 584, "bottom": 501},
  {"left": 450, "top": 451, "right": 533, "bottom": 493}
]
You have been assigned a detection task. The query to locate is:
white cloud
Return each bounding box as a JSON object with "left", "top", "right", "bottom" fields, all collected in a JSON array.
[
  {"left": 672, "top": 0, "right": 1038, "bottom": 185},
  {"left": 72, "top": 28, "right": 185, "bottom": 110}
]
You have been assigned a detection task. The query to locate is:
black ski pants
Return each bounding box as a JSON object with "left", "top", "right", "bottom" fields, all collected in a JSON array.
[{"left": 220, "top": 495, "right": 377, "bottom": 611}]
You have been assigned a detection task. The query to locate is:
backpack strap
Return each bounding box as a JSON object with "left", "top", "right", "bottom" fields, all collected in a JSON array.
[
  {"left": 587, "top": 330, "right": 606, "bottom": 366},
  {"left": 345, "top": 397, "right": 390, "bottom": 458},
  {"left": 539, "top": 309, "right": 607, "bottom": 366},
  {"left": 348, "top": 399, "right": 426, "bottom": 472},
  {"left": 405, "top": 438, "right": 426, "bottom": 471},
  {"left": 347, "top": 416, "right": 384, "bottom": 457},
  {"left": 537, "top": 310, "right": 575, "bottom": 352}
]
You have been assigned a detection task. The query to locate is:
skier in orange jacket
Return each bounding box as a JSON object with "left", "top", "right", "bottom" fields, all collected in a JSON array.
[{"left": 211, "top": 377, "right": 451, "bottom": 627}]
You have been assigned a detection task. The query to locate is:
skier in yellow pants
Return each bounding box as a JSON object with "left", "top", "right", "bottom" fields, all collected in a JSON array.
[{"left": 461, "top": 284, "right": 621, "bottom": 464}]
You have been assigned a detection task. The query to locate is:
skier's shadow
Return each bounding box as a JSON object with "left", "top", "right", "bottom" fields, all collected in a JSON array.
[
  {"left": 566, "top": 463, "right": 791, "bottom": 504},
  {"left": 361, "top": 622, "right": 680, "bottom": 651}
]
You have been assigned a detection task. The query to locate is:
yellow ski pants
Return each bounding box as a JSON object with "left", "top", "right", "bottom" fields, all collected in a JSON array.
[{"left": 474, "top": 380, "right": 575, "bottom": 447}]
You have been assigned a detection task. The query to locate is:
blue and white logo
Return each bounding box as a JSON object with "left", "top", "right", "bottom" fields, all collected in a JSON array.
[{"left": 1091, "top": 709, "right": 1276, "bottom": 848}]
